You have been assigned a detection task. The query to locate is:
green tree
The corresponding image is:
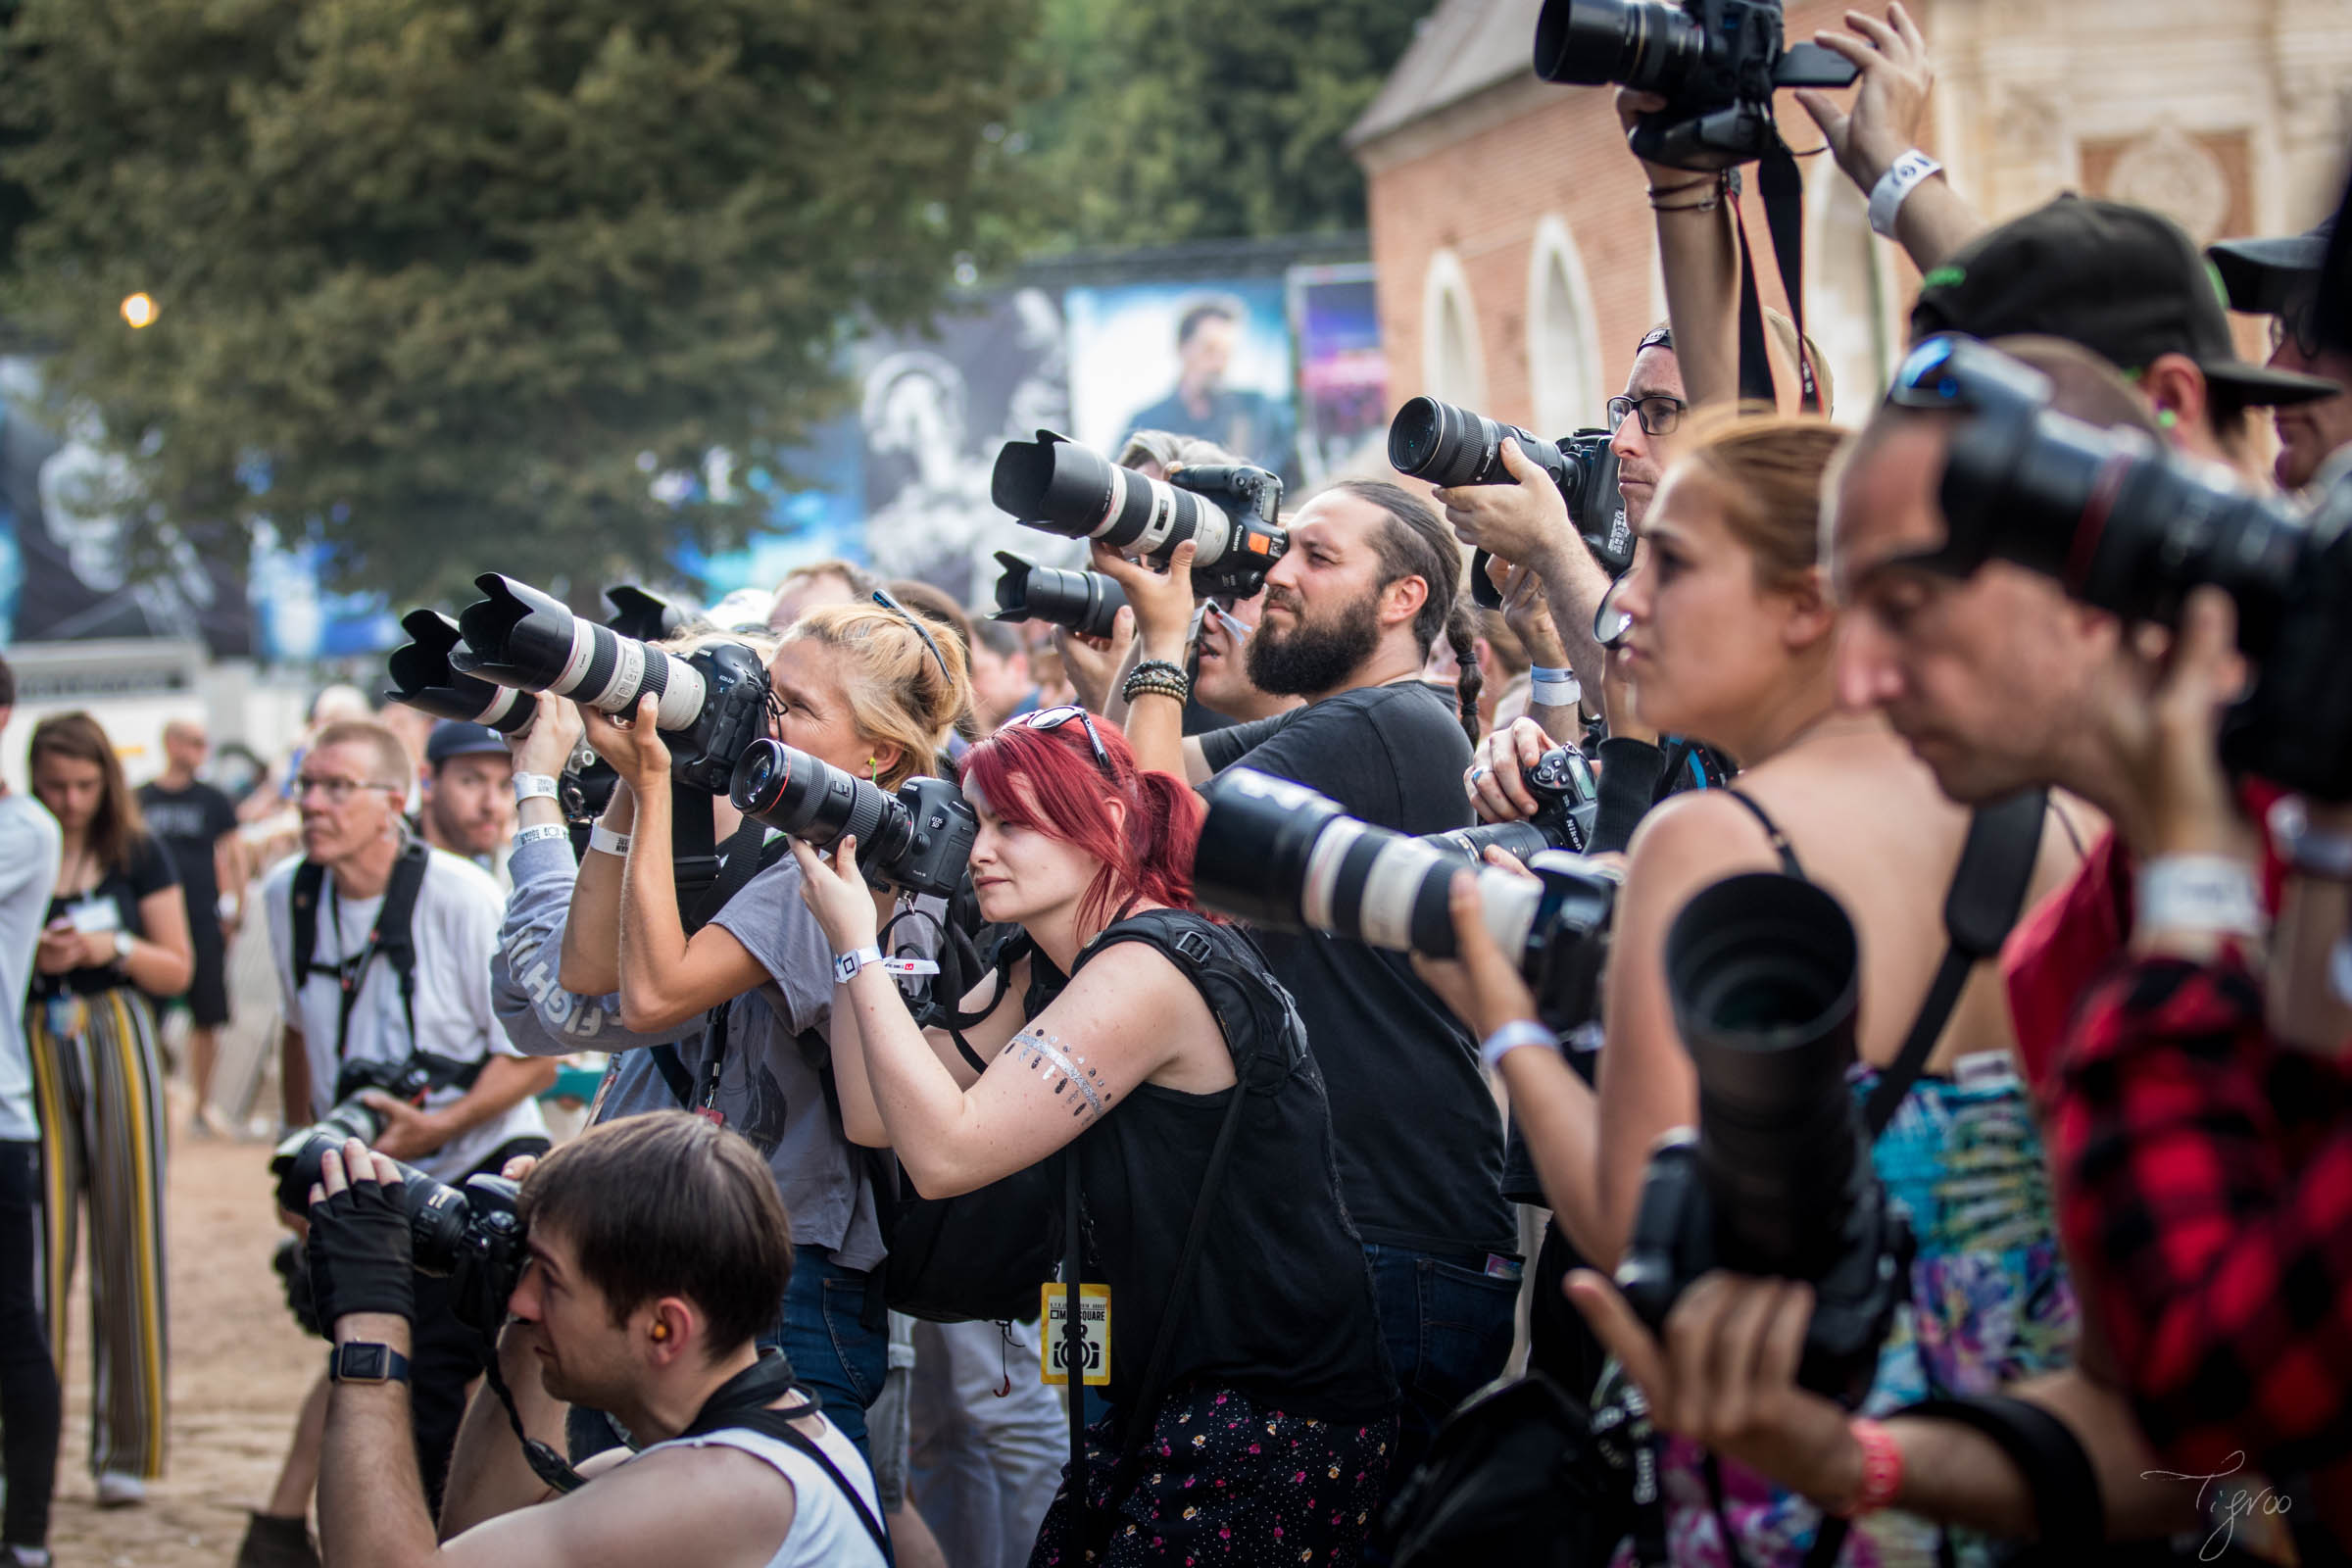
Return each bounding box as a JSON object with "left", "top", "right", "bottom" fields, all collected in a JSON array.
[
  {"left": 1018, "top": 0, "right": 1430, "bottom": 250},
  {"left": 0, "top": 0, "right": 1040, "bottom": 602}
]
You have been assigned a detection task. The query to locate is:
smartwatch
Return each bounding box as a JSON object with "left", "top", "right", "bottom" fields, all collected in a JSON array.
[{"left": 327, "top": 1341, "right": 413, "bottom": 1386}]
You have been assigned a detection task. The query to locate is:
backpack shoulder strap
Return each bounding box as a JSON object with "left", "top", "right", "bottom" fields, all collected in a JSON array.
[
  {"left": 1075, "top": 909, "right": 1291, "bottom": 1079},
  {"left": 1862, "top": 788, "right": 2048, "bottom": 1137},
  {"left": 291, "top": 859, "right": 326, "bottom": 988},
  {"left": 377, "top": 840, "right": 433, "bottom": 1050}
]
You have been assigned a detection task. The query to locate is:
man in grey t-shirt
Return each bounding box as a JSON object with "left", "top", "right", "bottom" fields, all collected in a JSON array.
[{"left": 0, "top": 654, "right": 62, "bottom": 1562}]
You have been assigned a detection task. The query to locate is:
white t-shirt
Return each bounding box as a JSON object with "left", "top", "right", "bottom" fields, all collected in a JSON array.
[
  {"left": 265, "top": 846, "right": 545, "bottom": 1181},
  {"left": 0, "top": 796, "right": 62, "bottom": 1142},
  {"left": 636, "top": 1416, "right": 885, "bottom": 1568}
]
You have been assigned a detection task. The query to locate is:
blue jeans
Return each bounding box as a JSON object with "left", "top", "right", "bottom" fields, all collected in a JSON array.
[
  {"left": 1361, "top": 1242, "right": 1520, "bottom": 1498},
  {"left": 771, "top": 1245, "right": 889, "bottom": 1469},
  {"left": 564, "top": 1245, "right": 889, "bottom": 1474}
]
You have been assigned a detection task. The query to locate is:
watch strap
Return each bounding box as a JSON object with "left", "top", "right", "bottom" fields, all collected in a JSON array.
[{"left": 327, "top": 1341, "right": 413, "bottom": 1386}]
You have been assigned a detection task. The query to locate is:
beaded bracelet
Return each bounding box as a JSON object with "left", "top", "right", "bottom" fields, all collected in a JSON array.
[{"left": 1123, "top": 659, "right": 1191, "bottom": 705}]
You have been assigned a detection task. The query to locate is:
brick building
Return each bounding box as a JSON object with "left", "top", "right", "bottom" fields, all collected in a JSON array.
[{"left": 1348, "top": 0, "right": 2352, "bottom": 432}]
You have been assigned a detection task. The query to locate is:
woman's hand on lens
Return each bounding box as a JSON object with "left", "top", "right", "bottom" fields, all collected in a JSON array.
[
  {"left": 1466, "top": 716, "right": 1554, "bottom": 823},
  {"left": 509, "top": 692, "right": 585, "bottom": 777},
  {"left": 579, "top": 695, "right": 671, "bottom": 795},
  {"left": 1793, "top": 3, "right": 1935, "bottom": 196},
  {"left": 1566, "top": 1269, "right": 1865, "bottom": 1511},
  {"left": 1411, "top": 870, "right": 1543, "bottom": 1041},
  {"left": 1435, "top": 439, "right": 1572, "bottom": 571},
  {"left": 1089, "top": 540, "right": 1198, "bottom": 662},
  {"left": 789, "top": 835, "right": 882, "bottom": 956},
  {"left": 2098, "top": 587, "right": 2254, "bottom": 860},
  {"left": 1054, "top": 607, "right": 1134, "bottom": 715}
]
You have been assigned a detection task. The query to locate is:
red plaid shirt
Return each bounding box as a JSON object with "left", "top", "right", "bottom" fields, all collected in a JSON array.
[{"left": 2050, "top": 951, "right": 2352, "bottom": 1542}]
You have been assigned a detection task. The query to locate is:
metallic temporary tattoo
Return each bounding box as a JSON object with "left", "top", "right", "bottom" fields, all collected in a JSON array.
[{"left": 1004, "top": 1028, "right": 1109, "bottom": 1118}]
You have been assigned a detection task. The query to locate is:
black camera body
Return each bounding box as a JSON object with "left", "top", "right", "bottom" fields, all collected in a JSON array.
[
  {"left": 270, "top": 1130, "right": 530, "bottom": 1341},
  {"left": 992, "top": 431, "right": 1291, "bottom": 601},
  {"left": 1918, "top": 334, "right": 2352, "bottom": 801},
  {"left": 1426, "top": 744, "right": 1600, "bottom": 861},
  {"left": 1535, "top": 0, "right": 1857, "bottom": 171},
  {"left": 731, "top": 739, "right": 977, "bottom": 900},
  {"left": 1615, "top": 872, "right": 1911, "bottom": 1407},
  {"left": 1387, "top": 400, "right": 1634, "bottom": 609},
  {"left": 659, "top": 641, "right": 773, "bottom": 796},
  {"left": 992, "top": 551, "right": 1130, "bottom": 639}
]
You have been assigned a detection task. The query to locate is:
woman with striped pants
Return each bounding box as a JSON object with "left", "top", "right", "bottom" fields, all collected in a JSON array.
[{"left": 24, "top": 712, "right": 190, "bottom": 1507}]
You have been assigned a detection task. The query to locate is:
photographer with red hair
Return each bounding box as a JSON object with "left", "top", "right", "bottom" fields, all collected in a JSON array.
[{"left": 792, "top": 709, "right": 1396, "bottom": 1567}]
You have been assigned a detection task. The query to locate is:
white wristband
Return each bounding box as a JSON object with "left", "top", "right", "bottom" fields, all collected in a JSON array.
[
  {"left": 2137, "top": 855, "right": 2266, "bottom": 940},
  {"left": 834, "top": 946, "right": 884, "bottom": 984},
  {"left": 1868, "top": 150, "right": 1943, "bottom": 239},
  {"left": 588, "top": 824, "right": 631, "bottom": 858},
  {"left": 514, "top": 823, "right": 570, "bottom": 850},
  {"left": 513, "top": 772, "right": 560, "bottom": 805},
  {"left": 1480, "top": 1019, "right": 1556, "bottom": 1074},
  {"left": 1528, "top": 665, "right": 1581, "bottom": 709}
]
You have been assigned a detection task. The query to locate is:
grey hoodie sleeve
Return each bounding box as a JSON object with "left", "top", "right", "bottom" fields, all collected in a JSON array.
[{"left": 492, "top": 834, "right": 682, "bottom": 1057}]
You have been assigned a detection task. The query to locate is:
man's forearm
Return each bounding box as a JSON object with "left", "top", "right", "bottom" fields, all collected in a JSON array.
[
  {"left": 1532, "top": 545, "right": 1609, "bottom": 702},
  {"left": 437, "top": 1325, "right": 564, "bottom": 1539},
  {"left": 615, "top": 785, "right": 690, "bottom": 1019},
  {"left": 1121, "top": 632, "right": 1191, "bottom": 779},
  {"left": 1655, "top": 199, "right": 1740, "bottom": 409},
  {"left": 2268, "top": 873, "right": 2352, "bottom": 1054},
  {"left": 1890, "top": 178, "right": 1987, "bottom": 273},
  {"left": 320, "top": 1313, "right": 442, "bottom": 1568},
  {"left": 430, "top": 1054, "right": 558, "bottom": 1142}
]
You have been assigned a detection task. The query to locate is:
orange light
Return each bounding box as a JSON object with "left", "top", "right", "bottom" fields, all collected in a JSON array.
[{"left": 121, "top": 293, "right": 157, "bottom": 328}]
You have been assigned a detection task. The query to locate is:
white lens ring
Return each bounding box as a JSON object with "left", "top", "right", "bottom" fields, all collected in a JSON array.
[
  {"left": 1357, "top": 838, "right": 1447, "bottom": 953},
  {"left": 1301, "top": 819, "right": 1369, "bottom": 933},
  {"left": 555, "top": 618, "right": 602, "bottom": 697},
  {"left": 1093, "top": 464, "right": 1129, "bottom": 540},
  {"left": 651, "top": 655, "right": 709, "bottom": 732}
]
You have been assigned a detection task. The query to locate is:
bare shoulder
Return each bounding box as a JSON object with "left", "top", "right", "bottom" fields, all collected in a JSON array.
[
  {"left": 1623, "top": 787, "right": 1783, "bottom": 880},
  {"left": 443, "top": 1442, "right": 797, "bottom": 1568}
]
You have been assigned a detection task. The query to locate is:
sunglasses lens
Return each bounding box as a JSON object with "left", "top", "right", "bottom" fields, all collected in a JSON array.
[{"left": 1594, "top": 576, "right": 1634, "bottom": 650}]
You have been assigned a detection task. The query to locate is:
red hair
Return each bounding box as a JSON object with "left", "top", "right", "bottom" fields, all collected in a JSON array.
[{"left": 959, "top": 714, "right": 1204, "bottom": 939}]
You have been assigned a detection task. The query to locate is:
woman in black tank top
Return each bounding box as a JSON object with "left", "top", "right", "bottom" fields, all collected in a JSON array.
[{"left": 792, "top": 708, "right": 1396, "bottom": 1568}]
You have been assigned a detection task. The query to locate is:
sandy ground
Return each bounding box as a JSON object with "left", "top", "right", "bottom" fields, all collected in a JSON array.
[{"left": 50, "top": 1124, "right": 318, "bottom": 1568}]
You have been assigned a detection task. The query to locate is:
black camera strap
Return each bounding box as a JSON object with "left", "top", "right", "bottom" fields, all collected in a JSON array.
[
  {"left": 677, "top": 1351, "right": 893, "bottom": 1562},
  {"left": 1734, "top": 137, "right": 1824, "bottom": 414},
  {"left": 291, "top": 840, "right": 486, "bottom": 1096}
]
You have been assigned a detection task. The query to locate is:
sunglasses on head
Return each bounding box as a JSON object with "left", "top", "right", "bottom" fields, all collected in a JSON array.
[
  {"left": 1886, "top": 333, "right": 2052, "bottom": 419},
  {"left": 1007, "top": 705, "right": 1112, "bottom": 773},
  {"left": 870, "top": 588, "right": 953, "bottom": 684}
]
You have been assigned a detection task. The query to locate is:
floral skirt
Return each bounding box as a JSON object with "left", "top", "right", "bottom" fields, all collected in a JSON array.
[{"left": 1027, "top": 1383, "right": 1396, "bottom": 1566}]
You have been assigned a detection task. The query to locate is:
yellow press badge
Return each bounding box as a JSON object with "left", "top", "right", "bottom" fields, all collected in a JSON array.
[{"left": 1040, "top": 1283, "right": 1111, "bottom": 1387}]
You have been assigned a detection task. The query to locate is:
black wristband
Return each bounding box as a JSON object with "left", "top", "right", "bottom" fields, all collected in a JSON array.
[
  {"left": 309, "top": 1177, "right": 416, "bottom": 1326},
  {"left": 1589, "top": 737, "right": 1669, "bottom": 856}
]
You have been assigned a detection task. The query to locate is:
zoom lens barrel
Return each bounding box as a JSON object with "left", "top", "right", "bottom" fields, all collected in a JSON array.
[
  {"left": 1388, "top": 398, "right": 1572, "bottom": 492},
  {"left": 384, "top": 611, "right": 534, "bottom": 733},
  {"left": 453, "top": 574, "right": 708, "bottom": 731},
  {"left": 992, "top": 431, "right": 1244, "bottom": 568},
  {"left": 1534, "top": 0, "right": 1706, "bottom": 90},
  {"left": 729, "top": 739, "right": 913, "bottom": 864},
  {"left": 1664, "top": 872, "right": 1863, "bottom": 1279},
  {"left": 991, "top": 551, "right": 1129, "bottom": 640}
]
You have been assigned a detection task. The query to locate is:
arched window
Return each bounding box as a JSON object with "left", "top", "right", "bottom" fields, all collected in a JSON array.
[
  {"left": 1528, "top": 217, "right": 1604, "bottom": 435},
  {"left": 1422, "top": 249, "right": 1488, "bottom": 408}
]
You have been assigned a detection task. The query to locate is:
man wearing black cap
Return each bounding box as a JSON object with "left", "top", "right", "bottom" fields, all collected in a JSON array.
[
  {"left": 418, "top": 722, "right": 515, "bottom": 878},
  {"left": 2210, "top": 218, "right": 2352, "bottom": 492},
  {"left": 1910, "top": 195, "right": 2340, "bottom": 481}
]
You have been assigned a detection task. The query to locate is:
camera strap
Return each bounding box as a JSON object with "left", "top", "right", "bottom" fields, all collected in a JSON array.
[
  {"left": 1735, "top": 137, "right": 1824, "bottom": 414},
  {"left": 291, "top": 841, "right": 484, "bottom": 1094}
]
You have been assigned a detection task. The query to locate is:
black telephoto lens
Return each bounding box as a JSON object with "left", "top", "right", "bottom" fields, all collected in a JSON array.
[
  {"left": 384, "top": 611, "right": 534, "bottom": 733},
  {"left": 1388, "top": 397, "right": 1571, "bottom": 492},
  {"left": 991, "top": 551, "right": 1129, "bottom": 640},
  {"left": 1664, "top": 872, "right": 1862, "bottom": 1280},
  {"left": 729, "top": 739, "right": 912, "bottom": 863},
  {"left": 1535, "top": 0, "right": 1704, "bottom": 90}
]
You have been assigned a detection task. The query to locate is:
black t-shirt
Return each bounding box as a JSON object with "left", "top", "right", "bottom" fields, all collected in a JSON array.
[
  {"left": 34, "top": 833, "right": 177, "bottom": 997},
  {"left": 137, "top": 780, "right": 237, "bottom": 913},
  {"left": 1196, "top": 681, "right": 1512, "bottom": 1254}
]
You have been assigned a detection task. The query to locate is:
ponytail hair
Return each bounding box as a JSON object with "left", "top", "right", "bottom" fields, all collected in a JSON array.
[
  {"left": 960, "top": 715, "right": 1203, "bottom": 941},
  {"left": 784, "top": 602, "right": 973, "bottom": 791},
  {"left": 1442, "top": 594, "right": 1483, "bottom": 745}
]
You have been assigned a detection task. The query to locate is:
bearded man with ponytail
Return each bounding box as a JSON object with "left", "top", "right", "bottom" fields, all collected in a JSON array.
[{"left": 1093, "top": 478, "right": 1513, "bottom": 1503}]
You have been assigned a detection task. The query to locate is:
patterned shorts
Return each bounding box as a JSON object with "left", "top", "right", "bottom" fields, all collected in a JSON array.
[{"left": 1028, "top": 1383, "right": 1396, "bottom": 1566}]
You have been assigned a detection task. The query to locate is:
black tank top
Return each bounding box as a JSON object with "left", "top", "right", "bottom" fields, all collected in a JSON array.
[{"left": 1048, "top": 908, "right": 1397, "bottom": 1433}]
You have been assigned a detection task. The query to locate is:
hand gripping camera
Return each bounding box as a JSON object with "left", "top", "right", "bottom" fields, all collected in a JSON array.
[
  {"left": 729, "top": 740, "right": 977, "bottom": 900},
  {"left": 1535, "top": 0, "right": 1858, "bottom": 171},
  {"left": 1615, "top": 873, "right": 1912, "bottom": 1406},
  {"left": 1387, "top": 399, "right": 1636, "bottom": 609},
  {"left": 992, "top": 431, "right": 1290, "bottom": 600}
]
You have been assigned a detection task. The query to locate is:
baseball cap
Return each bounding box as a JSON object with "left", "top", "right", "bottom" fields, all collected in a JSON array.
[
  {"left": 425, "top": 720, "right": 511, "bottom": 765},
  {"left": 1910, "top": 195, "right": 2339, "bottom": 407},
  {"left": 2207, "top": 217, "right": 2334, "bottom": 316}
]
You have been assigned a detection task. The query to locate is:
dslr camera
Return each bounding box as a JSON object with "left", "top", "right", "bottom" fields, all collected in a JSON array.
[
  {"left": 990, "top": 551, "right": 1130, "bottom": 640},
  {"left": 1195, "top": 767, "right": 1618, "bottom": 1030},
  {"left": 271, "top": 1130, "right": 527, "bottom": 1340},
  {"left": 992, "top": 431, "right": 1290, "bottom": 599},
  {"left": 1535, "top": 0, "right": 1857, "bottom": 170},
  {"left": 1387, "top": 399, "right": 1636, "bottom": 609},
  {"left": 730, "top": 739, "right": 977, "bottom": 900},
  {"left": 1903, "top": 334, "right": 2352, "bottom": 801},
  {"left": 446, "top": 574, "right": 771, "bottom": 796},
  {"left": 1615, "top": 872, "right": 1912, "bottom": 1405}
]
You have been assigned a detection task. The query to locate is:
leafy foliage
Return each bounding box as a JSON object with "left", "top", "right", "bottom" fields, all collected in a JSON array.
[{"left": 0, "top": 0, "right": 1039, "bottom": 601}]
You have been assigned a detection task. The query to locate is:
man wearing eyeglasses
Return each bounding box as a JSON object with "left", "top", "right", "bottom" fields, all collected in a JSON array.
[
  {"left": 254, "top": 718, "right": 553, "bottom": 1551},
  {"left": 2209, "top": 219, "right": 2352, "bottom": 494}
]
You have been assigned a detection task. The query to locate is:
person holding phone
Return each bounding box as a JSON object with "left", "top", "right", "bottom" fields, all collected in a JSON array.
[{"left": 24, "top": 710, "right": 191, "bottom": 1507}]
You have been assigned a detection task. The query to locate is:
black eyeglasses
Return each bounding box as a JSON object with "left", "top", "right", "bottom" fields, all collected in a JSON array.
[
  {"left": 870, "top": 588, "right": 953, "bottom": 684},
  {"left": 1606, "top": 393, "right": 1688, "bottom": 437},
  {"left": 1008, "top": 705, "right": 1112, "bottom": 774},
  {"left": 2270, "top": 290, "right": 2322, "bottom": 362}
]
